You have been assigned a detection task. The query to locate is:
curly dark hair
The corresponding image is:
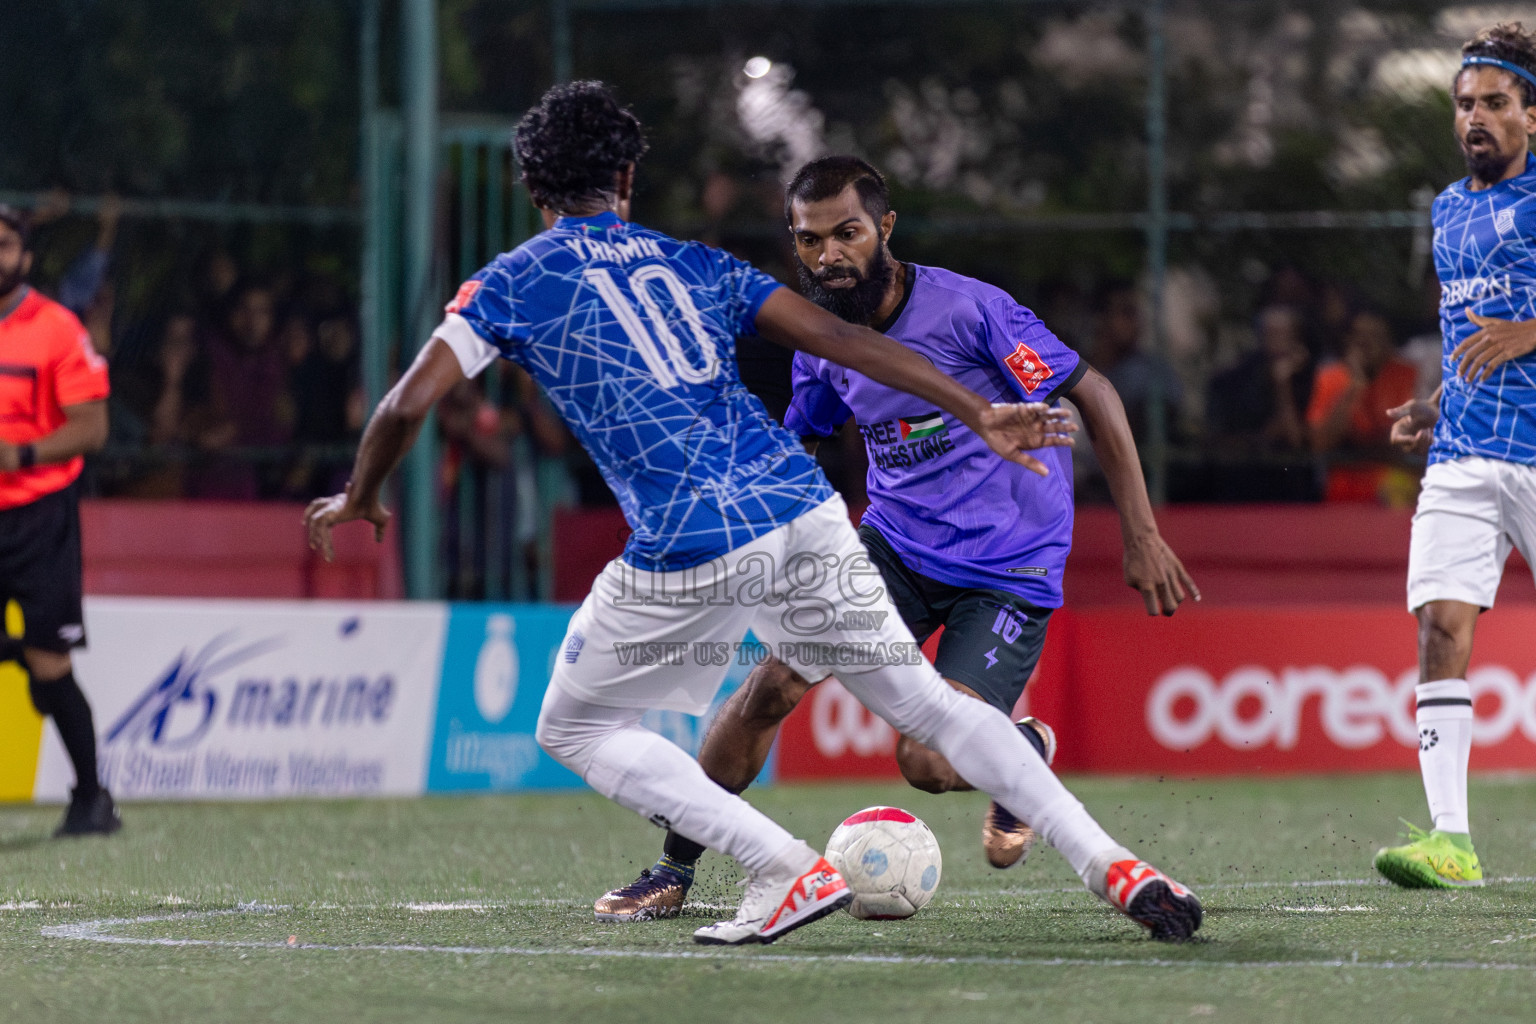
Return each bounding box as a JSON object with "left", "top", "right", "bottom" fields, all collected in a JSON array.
[
  {"left": 1460, "top": 22, "right": 1536, "bottom": 106},
  {"left": 783, "top": 156, "right": 890, "bottom": 226},
  {"left": 514, "top": 81, "right": 648, "bottom": 213}
]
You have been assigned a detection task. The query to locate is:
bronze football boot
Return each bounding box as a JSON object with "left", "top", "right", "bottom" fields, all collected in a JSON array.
[
  {"left": 982, "top": 716, "right": 1058, "bottom": 869},
  {"left": 594, "top": 864, "right": 691, "bottom": 922}
]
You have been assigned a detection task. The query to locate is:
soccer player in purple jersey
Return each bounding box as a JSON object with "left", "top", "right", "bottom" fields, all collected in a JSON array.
[
  {"left": 1374, "top": 23, "right": 1536, "bottom": 889},
  {"left": 597, "top": 156, "right": 1198, "bottom": 923},
  {"left": 309, "top": 84, "right": 1202, "bottom": 944}
]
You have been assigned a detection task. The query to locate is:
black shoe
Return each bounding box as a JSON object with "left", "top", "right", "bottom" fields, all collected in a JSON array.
[{"left": 54, "top": 787, "right": 122, "bottom": 838}]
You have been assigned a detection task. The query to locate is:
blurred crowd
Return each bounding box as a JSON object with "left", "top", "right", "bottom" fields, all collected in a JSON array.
[
  {"left": 1037, "top": 267, "right": 1438, "bottom": 509},
  {"left": 30, "top": 194, "right": 1437, "bottom": 529},
  {"left": 28, "top": 193, "right": 369, "bottom": 502}
]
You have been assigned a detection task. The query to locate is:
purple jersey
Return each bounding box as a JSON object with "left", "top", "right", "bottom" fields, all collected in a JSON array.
[{"left": 784, "top": 264, "right": 1084, "bottom": 607}]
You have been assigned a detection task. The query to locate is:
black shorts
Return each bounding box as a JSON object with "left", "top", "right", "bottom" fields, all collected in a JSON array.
[
  {"left": 0, "top": 481, "right": 87, "bottom": 654},
  {"left": 858, "top": 523, "right": 1050, "bottom": 716}
]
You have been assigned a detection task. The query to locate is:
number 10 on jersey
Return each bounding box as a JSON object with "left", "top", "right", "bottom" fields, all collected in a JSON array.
[{"left": 584, "top": 266, "right": 722, "bottom": 388}]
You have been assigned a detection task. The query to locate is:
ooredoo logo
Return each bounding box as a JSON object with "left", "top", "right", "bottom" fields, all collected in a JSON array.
[
  {"left": 1145, "top": 664, "right": 1536, "bottom": 752},
  {"left": 810, "top": 681, "right": 895, "bottom": 758}
]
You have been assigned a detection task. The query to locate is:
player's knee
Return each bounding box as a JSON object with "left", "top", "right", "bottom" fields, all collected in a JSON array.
[
  {"left": 736, "top": 658, "right": 812, "bottom": 723},
  {"left": 534, "top": 700, "right": 584, "bottom": 765},
  {"left": 1417, "top": 604, "right": 1475, "bottom": 665}
]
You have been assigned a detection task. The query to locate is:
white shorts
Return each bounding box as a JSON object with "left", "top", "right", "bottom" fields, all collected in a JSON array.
[
  {"left": 1407, "top": 456, "right": 1536, "bottom": 611},
  {"left": 550, "top": 494, "right": 925, "bottom": 715}
]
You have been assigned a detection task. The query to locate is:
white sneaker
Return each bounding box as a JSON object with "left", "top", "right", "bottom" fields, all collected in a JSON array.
[{"left": 692, "top": 856, "right": 851, "bottom": 945}]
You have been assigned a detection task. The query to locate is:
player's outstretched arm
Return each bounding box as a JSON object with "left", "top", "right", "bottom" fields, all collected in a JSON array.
[
  {"left": 304, "top": 336, "right": 465, "bottom": 561},
  {"left": 753, "top": 288, "right": 1074, "bottom": 475},
  {"left": 1068, "top": 367, "right": 1199, "bottom": 616}
]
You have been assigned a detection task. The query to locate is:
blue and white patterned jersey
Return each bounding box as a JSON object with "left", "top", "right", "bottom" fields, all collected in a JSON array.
[
  {"left": 436, "top": 211, "right": 832, "bottom": 571},
  {"left": 1430, "top": 153, "right": 1536, "bottom": 466}
]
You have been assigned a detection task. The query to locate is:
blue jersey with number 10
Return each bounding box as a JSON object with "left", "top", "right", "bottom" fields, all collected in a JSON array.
[
  {"left": 437, "top": 211, "right": 832, "bottom": 571},
  {"left": 1431, "top": 153, "right": 1536, "bottom": 467}
]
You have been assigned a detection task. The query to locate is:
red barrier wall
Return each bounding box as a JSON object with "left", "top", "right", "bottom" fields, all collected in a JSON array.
[
  {"left": 81, "top": 501, "right": 402, "bottom": 599},
  {"left": 1066, "top": 505, "right": 1532, "bottom": 606},
  {"left": 777, "top": 605, "right": 1536, "bottom": 778},
  {"left": 555, "top": 503, "right": 1535, "bottom": 606}
]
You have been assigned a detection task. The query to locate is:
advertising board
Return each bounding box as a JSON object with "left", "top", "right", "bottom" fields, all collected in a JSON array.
[{"left": 32, "top": 598, "right": 446, "bottom": 801}]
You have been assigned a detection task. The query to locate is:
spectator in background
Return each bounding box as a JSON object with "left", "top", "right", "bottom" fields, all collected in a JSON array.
[
  {"left": 1307, "top": 306, "right": 1419, "bottom": 505},
  {"left": 1314, "top": 279, "right": 1355, "bottom": 361},
  {"left": 191, "top": 279, "right": 292, "bottom": 499},
  {"left": 1203, "top": 304, "right": 1316, "bottom": 501},
  {"left": 286, "top": 312, "right": 364, "bottom": 497},
  {"left": 1207, "top": 304, "right": 1312, "bottom": 451},
  {"left": 437, "top": 376, "right": 516, "bottom": 598},
  {"left": 106, "top": 311, "right": 211, "bottom": 498},
  {"left": 1087, "top": 279, "right": 1185, "bottom": 443},
  {"left": 194, "top": 249, "right": 240, "bottom": 328},
  {"left": 25, "top": 190, "right": 123, "bottom": 357},
  {"left": 56, "top": 194, "right": 121, "bottom": 323}
]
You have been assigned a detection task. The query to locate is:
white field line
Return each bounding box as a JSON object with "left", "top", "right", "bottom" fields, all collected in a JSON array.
[
  {"left": 943, "top": 875, "right": 1536, "bottom": 899},
  {"left": 35, "top": 903, "right": 1536, "bottom": 972}
]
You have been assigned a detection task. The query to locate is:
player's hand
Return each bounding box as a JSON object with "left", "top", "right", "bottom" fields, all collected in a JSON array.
[
  {"left": 303, "top": 483, "right": 390, "bottom": 562},
  {"left": 0, "top": 441, "right": 19, "bottom": 473},
  {"left": 975, "top": 402, "right": 1076, "bottom": 477},
  {"left": 1454, "top": 312, "right": 1536, "bottom": 384},
  {"left": 1386, "top": 397, "right": 1437, "bottom": 454},
  {"left": 1123, "top": 530, "right": 1201, "bottom": 616}
]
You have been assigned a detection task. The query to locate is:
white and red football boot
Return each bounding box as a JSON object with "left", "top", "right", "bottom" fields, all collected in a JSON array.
[
  {"left": 693, "top": 856, "right": 851, "bottom": 945},
  {"left": 1095, "top": 855, "right": 1204, "bottom": 941}
]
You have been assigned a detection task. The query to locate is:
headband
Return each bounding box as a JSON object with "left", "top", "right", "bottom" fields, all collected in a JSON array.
[{"left": 1461, "top": 55, "right": 1536, "bottom": 94}]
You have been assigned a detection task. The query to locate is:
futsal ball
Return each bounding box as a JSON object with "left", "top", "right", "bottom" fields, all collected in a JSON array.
[{"left": 823, "top": 806, "right": 942, "bottom": 920}]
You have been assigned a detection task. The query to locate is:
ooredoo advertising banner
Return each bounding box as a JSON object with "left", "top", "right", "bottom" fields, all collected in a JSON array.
[
  {"left": 776, "top": 605, "right": 1536, "bottom": 778},
  {"left": 1034, "top": 606, "right": 1536, "bottom": 774},
  {"left": 33, "top": 598, "right": 448, "bottom": 801}
]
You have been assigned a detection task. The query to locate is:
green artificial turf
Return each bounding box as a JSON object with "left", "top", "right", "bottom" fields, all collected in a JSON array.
[{"left": 3, "top": 774, "right": 1535, "bottom": 1023}]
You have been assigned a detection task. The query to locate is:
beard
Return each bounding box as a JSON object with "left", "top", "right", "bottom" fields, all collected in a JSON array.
[
  {"left": 1461, "top": 128, "right": 1516, "bottom": 183},
  {"left": 797, "top": 244, "right": 896, "bottom": 325},
  {"left": 0, "top": 261, "right": 25, "bottom": 298}
]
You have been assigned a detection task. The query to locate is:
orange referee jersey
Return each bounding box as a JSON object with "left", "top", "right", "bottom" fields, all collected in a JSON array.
[{"left": 0, "top": 288, "right": 111, "bottom": 510}]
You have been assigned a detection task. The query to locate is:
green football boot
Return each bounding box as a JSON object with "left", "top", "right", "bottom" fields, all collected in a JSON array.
[{"left": 1373, "top": 821, "right": 1484, "bottom": 889}]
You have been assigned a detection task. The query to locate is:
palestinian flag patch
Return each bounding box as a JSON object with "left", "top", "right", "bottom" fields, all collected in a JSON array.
[{"left": 899, "top": 413, "right": 944, "bottom": 441}]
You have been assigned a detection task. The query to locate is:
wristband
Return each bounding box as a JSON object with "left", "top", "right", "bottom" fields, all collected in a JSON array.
[{"left": 17, "top": 444, "right": 36, "bottom": 469}]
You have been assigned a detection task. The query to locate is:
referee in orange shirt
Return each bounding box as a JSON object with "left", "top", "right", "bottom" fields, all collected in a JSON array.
[{"left": 0, "top": 204, "right": 119, "bottom": 836}]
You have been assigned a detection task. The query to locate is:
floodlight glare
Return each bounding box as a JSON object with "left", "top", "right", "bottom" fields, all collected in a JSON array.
[{"left": 744, "top": 56, "right": 772, "bottom": 79}]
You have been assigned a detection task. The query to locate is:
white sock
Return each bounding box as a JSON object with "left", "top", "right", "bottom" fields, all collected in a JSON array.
[
  {"left": 1416, "top": 678, "right": 1473, "bottom": 835},
  {"left": 839, "top": 663, "right": 1122, "bottom": 889},
  {"left": 536, "top": 685, "right": 811, "bottom": 877}
]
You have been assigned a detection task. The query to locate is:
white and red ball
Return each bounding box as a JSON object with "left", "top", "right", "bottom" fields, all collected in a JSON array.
[{"left": 824, "top": 806, "right": 942, "bottom": 920}]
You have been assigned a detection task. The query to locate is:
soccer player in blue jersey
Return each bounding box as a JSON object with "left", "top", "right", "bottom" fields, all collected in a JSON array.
[
  {"left": 1374, "top": 23, "right": 1536, "bottom": 889},
  {"left": 307, "top": 82, "right": 1201, "bottom": 943},
  {"left": 596, "top": 156, "right": 1199, "bottom": 923}
]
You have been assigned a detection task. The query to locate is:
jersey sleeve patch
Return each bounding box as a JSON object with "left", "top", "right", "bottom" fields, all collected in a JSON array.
[
  {"left": 445, "top": 279, "right": 483, "bottom": 314},
  {"left": 1003, "top": 341, "right": 1054, "bottom": 396}
]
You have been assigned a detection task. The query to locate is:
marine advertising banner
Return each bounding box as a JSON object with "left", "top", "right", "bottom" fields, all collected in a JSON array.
[{"left": 32, "top": 598, "right": 447, "bottom": 802}]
